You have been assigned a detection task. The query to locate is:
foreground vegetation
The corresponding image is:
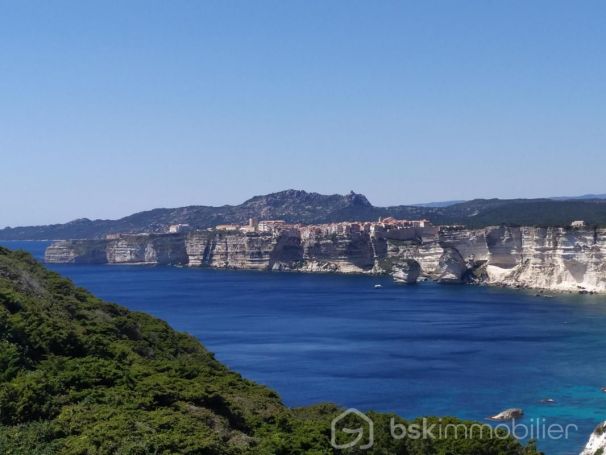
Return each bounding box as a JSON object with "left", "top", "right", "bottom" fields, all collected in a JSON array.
[{"left": 0, "top": 247, "right": 541, "bottom": 454}]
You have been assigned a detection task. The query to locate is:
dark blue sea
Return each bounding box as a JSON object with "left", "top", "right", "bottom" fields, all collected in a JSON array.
[{"left": 4, "top": 241, "right": 606, "bottom": 454}]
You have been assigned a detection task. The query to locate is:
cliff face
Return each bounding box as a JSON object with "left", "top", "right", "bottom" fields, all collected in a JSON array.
[
  {"left": 298, "top": 228, "right": 375, "bottom": 273},
  {"left": 105, "top": 234, "right": 188, "bottom": 264},
  {"left": 45, "top": 234, "right": 188, "bottom": 265},
  {"left": 45, "top": 239, "right": 109, "bottom": 264},
  {"left": 485, "top": 226, "right": 606, "bottom": 292},
  {"left": 44, "top": 226, "right": 606, "bottom": 293}
]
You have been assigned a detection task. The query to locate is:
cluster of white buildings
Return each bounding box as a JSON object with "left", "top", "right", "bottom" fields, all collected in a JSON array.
[
  {"left": 215, "top": 218, "right": 289, "bottom": 234},
  {"left": 109, "top": 218, "right": 435, "bottom": 238},
  {"left": 212, "top": 217, "right": 433, "bottom": 237},
  {"left": 168, "top": 223, "right": 192, "bottom": 233},
  {"left": 111, "top": 218, "right": 588, "bottom": 240},
  {"left": 377, "top": 217, "right": 429, "bottom": 228}
]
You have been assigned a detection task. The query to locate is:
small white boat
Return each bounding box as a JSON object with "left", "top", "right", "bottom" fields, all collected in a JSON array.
[{"left": 374, "top": 284, "right": 383, "bottom": 289}]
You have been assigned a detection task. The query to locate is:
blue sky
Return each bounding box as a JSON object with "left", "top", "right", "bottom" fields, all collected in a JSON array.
[{"left": 1, "top": 1, "right": 605, "bottom": 227}]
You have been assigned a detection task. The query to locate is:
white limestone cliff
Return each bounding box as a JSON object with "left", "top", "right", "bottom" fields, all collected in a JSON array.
[
  {"left": 580, "top": 422, "right": 606, "bottom": 455},
  {"left": 44, "top": 226, "right": 606, "bottom": 293},
  {"left": 484, "top": 227, "right": 606, "bottom": 293}
]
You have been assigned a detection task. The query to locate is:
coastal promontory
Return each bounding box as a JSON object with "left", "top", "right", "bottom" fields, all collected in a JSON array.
[{"left": 45, "top": 218, "right": 606, "bottom": 294}]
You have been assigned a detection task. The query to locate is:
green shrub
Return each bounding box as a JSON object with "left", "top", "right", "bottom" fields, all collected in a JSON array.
[{"left": 0, "top": 248, "right": 541, "bottom": 454}]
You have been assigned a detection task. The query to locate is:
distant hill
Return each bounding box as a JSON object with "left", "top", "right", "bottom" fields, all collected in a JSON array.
[
  {"left": 410, "top": 200, "right": 466, "bottom": 208},
  {"left": 428, "top": 198, "right": 606, "bottom": 228},
  {"left": 0, "top": 247, "right": 540, "bottom": 453},
  {"left": 2, "top": 189, "right": 606, "bottom": 240},
  {"left": 411, "top": 193, "right": 606, "bottom": 207},
  {"left": 550, "top": 193, "right": 606, "bottom": 201}
]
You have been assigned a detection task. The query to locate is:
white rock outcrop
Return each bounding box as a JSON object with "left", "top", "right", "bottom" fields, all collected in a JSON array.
[
  {"left": 489, "top": 408, "right": 524, "bottom": 421},
  {"left": 580, "top": 422, "right": 606, "bottom": 455}
]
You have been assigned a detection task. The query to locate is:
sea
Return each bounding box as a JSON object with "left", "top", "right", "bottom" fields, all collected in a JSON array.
[{"left": 3, "top": 240, "right": 606, "bottom": 454}]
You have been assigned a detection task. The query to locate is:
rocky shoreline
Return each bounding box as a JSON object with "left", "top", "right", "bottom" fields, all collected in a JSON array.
[{"left": 45, "top": 224, "right": 606, "bottom": 294}]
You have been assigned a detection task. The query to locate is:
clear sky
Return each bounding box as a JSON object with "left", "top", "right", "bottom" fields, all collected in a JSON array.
[{"left": 2, "top": 1, "right": 605, "bottom": 227}]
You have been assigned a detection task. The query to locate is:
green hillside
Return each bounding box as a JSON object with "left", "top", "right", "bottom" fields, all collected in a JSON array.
[{"left": 0, "top": 247, "right": 540, "bottom": 454}]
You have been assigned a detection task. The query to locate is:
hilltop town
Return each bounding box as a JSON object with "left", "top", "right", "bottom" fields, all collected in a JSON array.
[
  {"left": 163, "top": 217, "right": 435, "bottom": 239},
  {"left": 4, "top": 189, "right": 606, "bottom": 242}
]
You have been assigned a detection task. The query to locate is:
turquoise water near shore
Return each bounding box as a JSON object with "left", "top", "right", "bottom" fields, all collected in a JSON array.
[{"left": 4, "top": 241, "right": 606, "bottom": 454}]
